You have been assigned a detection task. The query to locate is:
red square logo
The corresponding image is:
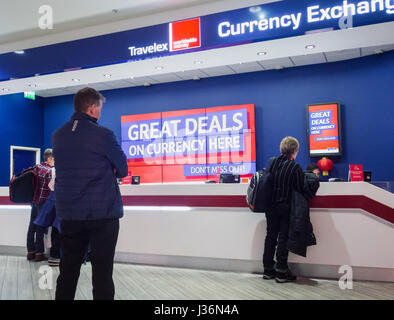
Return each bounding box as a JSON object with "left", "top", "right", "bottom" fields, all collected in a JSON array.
[{"left": 169, "top": 18, "right": 201, "bottom": 52}]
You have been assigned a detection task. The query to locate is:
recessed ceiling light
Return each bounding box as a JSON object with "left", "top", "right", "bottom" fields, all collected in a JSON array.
[
  {"left": 155, "top": 66, "right": 164, "bottom": 70},
  {"left": 72, "top": 78, "right": 80, "bottom": 82},
  {"left": 194, "top": 60, "right": 203, "bottom": 65},
  {"left": 276, "top": 66, "right": 285, "bottom": 70},
  {"left": 144, "top": 82, "right": 151, "bottom": 87},
  {"left": 305, "top": 45, "right": 316, "bottom": 50},
  {"left": 257, "top": 51, "right": 267, "bottom": 56},
  {"left": 104, "top": 74, "right": 111, "bottom": 78},
  {"left": 14, "top": 50, "right": 25, "bottom": 54},
  {"left": 249, "top": 6, "right": 261, "bottom": 13},
  {"left": 130, "top": 76, "right": 135, "bottom": 79},
  {"left": 193, "top": 76, "right": 200, "bottom": 81}
]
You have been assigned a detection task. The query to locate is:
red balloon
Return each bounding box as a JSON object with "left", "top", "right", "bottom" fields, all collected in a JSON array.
[{"left": 318, "top": 157, "right": 334, "bottom": 171}]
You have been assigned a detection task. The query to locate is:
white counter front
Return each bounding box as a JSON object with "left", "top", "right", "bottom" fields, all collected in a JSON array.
[{"left": 0, "top": 182, "right": 393, "bottom": 281}]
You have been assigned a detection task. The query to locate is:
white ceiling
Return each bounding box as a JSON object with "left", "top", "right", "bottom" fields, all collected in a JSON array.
[
  {"left": 0, "top": 0, "right": 278, "bottom": 53},
  {"left": 0, "top": 1, "right": 393, "bottom": 98},
  {"left": 0, "top": 0, "right": 211, "bottom": 42},
  {"left": 32, "top": 43, "right": 394, "bottom": 98}
]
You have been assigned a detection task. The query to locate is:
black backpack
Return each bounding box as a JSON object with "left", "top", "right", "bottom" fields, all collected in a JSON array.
[
  {"left": 9, "top": 166, "right": 38, "bottom": 203},
  {"left": 246, "top": 157, "right": 275, "bottom": 212}
]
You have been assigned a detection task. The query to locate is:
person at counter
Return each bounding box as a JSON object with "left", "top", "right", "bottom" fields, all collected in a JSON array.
[
  {"left": 262, "top": 136, "right": 304, "bottom": 283},
  {"left": 26, "top": 148, "right": 54, "bottom": 262},
  {"left": 306, "top": 163, "right": 320, "bottom": 179},
  {"left": 52, "top": 87, "right": 128, "bottom": 300},
  {"left": 34, "top": 164, "right": 61, "bottom": 267}
]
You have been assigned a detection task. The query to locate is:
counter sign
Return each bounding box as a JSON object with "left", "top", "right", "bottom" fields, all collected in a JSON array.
[
  {"left": 307, "top": 102, "right": 342, "bottom": 157},
  {"left": 121, "top": 104, "right": 256, "bottom": 183}
]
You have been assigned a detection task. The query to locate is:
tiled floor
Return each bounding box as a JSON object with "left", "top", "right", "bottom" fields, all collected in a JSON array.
[{"left": 0, "top": 255, "right": 393, "bottom": 300}]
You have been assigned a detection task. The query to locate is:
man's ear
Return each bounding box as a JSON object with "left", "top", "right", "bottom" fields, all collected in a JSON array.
[{"left": 86, "top": 105, "right": 94, "bottom": 116}]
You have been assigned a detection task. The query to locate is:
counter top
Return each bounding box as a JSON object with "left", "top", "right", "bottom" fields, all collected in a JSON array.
[
  {"left": 1, "top": 182, "right": 393, "bottom": 223},
  {"left": 1, "top": 182, "right": 393, "bottom": 280}
]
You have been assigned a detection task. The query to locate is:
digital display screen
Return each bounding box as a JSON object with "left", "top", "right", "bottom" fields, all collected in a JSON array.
[
  {"left": 121, "top": 104, "right": 256, "bottom": 183},
  {"left": 307, "top": 102, "right": 342, "bottom": 157}
]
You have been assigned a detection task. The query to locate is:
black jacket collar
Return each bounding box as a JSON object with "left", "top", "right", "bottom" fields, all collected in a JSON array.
[{"left": 71, "top": 111, "right": 98, "bottom": 123}]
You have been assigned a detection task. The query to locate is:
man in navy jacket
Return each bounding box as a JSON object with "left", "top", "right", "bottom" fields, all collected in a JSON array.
[{"left": 52, "top": 87, "right": 128, "bottom": 300}]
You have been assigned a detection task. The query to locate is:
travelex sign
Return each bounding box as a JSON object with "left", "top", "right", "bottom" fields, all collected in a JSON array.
[
  {"left": 125, "top": 0, "right": 394, "bottom": 59},
  {"left": 1, "top": 0, "right": 393, "bottom": 81},
  {"left": 218, "top": 0, "right": 394, "bottom": 37},
  {"left": 128, "top": 18, "right": 201, "bottom": 57},
  {"left": 120, "top": 105, "right": 256, "bottom": 183}
]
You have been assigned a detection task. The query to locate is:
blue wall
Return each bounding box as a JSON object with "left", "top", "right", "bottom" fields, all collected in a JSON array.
[
  {"left": 0, "top": 94, "right": 44, "bottom": 185},
  {"left": 42, "top": 51, "right": 394, "bottom": 182}
]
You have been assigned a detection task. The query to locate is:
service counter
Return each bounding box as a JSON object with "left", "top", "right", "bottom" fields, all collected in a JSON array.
[{"left": 0, "top": 182, "right": 393, "bottom": 282}]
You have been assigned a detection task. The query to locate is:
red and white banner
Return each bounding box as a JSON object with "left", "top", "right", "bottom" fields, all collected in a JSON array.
[{"left": 169, "top": 18, "right": 201, "bottom": 52}]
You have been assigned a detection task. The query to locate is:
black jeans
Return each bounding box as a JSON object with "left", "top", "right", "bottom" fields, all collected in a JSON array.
[
  {"left": 26, "top": 203, "right": 45, "bottom": 253},
  {"left": 50, "top": 227, "right": 61, "bottom": 259},
  {"left": 55, "top": 218, "right": 119, "bottom": 300},
  {"left": 263, "top": 202, "right": 291, "bottom": 271}
]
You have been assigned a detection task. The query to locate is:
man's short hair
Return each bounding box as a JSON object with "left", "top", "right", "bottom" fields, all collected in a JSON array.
[
  {"left": 43, "top": 148, "right": 53, "bottom": 161},
  {"left": 306, "top": 163, "right": 319, "bottom": 172},
  {"left": 74, "top": 87, "right": 106, "bottom": 113},
  {"left": 279, "top": 136, "right": 300, "bottom": 157}
]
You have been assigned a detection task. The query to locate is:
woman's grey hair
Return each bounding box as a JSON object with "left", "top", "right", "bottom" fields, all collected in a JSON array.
[{"left": 280, "top": 136, "right": 299, "bottom": 157}]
